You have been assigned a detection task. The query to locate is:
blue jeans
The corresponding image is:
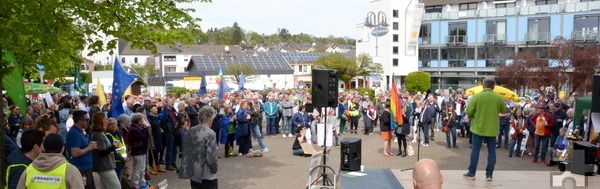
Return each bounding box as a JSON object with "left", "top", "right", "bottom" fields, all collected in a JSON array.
[
  {"left": 497, "top": 124, "right": 510, "bottom": 148},
  {"left": 115, "top": 161, "right": 125, "bottom": 180},
  {"left": 533, "top": 135, "right": 550, "bottom": 161},
  {"left": 266, "top": 117, "right": 278, "bottom": 135},
  {"left": 252, "top": 124, "right": 266, "bottom": 149},
  {"left": 445, "top": 126, "right": 457, "bottom": 147},
  {"left": 165, "top": 133, "right": 177, "bottom": 166},
  {"left": 509, "top": 134, "right": 524, "bottom": 156},
  {"left": 282, "top": 116, "right": 292, "bottom": 135},
  {"left": 310, "top": 120, "right": 317, "bottom": 142},
  {"left": 467, "top": 133, "right": 497, "bottom": 178},
  {"left": 422, "top": 122, "right": 430, "bottom": 144},
  {"left": 292, "top": 149, "right": 305, "bottom": 156}
]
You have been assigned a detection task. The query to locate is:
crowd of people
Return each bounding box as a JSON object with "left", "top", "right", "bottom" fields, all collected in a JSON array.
[{"left": 3, "top": 78, "right": 599, "bottom": 188}]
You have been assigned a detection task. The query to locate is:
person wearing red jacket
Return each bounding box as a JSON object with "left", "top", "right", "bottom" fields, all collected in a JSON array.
[{"left": 530, "top": 104, "right": 554, "bottom": 164}]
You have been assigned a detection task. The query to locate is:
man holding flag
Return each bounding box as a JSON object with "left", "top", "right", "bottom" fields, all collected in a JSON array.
[{"left": 110, "top": 57, "right": 136, "bottom": 119}]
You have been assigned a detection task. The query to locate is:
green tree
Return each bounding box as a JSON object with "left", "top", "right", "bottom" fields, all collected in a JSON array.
[
  {"left": 224, "top": 63, "right": 258, "bottom": 83},
  {"left": 168, "top": 86, "right": 193, "bottom": 98},
  {"left": 0, "top": 0, "right": 211, "bottom": 180},
  {"left": 278, "top": 28, "right": 292, "bottom": 41},
  {"left": 405, "top": 71, "right": 431, "bottom": 93},
  {"left": 231, "top": 22, "right": 245, "bottom": 45},
  {"left": 313, "top": 53, "right": 363, "bottom": 88},
  {"left": 128, "top": 61, "right": 156, "bottom": 85}
]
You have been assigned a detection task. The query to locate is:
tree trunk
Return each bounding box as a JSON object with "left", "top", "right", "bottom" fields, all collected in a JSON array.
[{"left": 0, "top": 47, "right": 6, "bottom": 189}]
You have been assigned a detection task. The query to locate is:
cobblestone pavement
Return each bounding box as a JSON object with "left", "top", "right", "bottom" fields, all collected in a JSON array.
[{"left": 149, "top": 124, "right": 558, "bottom": 189}]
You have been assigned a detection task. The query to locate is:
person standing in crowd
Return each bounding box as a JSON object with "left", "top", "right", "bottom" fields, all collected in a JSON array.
[
  {"left": 222, "top": 105, "right": 236, "bottom": 157},
  {"left": 88, "top": 95, "right": 101, "bottom": 122},
  {"left": 6, "top": 130, "right": 44, "bottom": 189},
  {"left": 347, "top": 97, "right": 360, "bottom": 134},
  {"left": 508, "top": 109, "right": 526, "bottom": 157},
  {"left": 531, "top": 104, "right": 554, "bottom": 164},
  {"left": 8, "top": 105, "right": 22, "bottom": 138},
  {"left": 380, "top": 103, "right": 392, "bottom": 157},
  {"left": 210, "top": 99, "right": 224, "bottom": 153},
  {"left": 264, "top": 95, "right": 279, "bottom": 137},
  {"left": 236, "top": 101, "right": 253, "bottom": 155},
  {"left": 425, "top": 95, "right": 440, "bottom": 142},
  {"left": 361, "top": 95, "right": 373, "bottom": 135},
  {"left": 161, "top": 98, "right": 178, "bottom": 171},
  {"left": 444, "top": 104, "right": 459, "bottom": 149},
  {"left": 292, "top": 105, "right": 311, "bottom": 144},
  {"left": 66, "top": 110, "right": 97, "bottom": 189},
  {"left": 105, "top": 118, "right": 128, "bottom": 181},
  {"left": 338, "top": 97, "right": 347, "bottom": 134},
  {"left": 89, "top": 112, "right": 121, "bottom": 188},
  {"left": 78, "top": 96, "right": 89, "bottom": 112},
  {"left": 396, "top": 104, "right": 410, "bottom": 157},
  {"left": 550, "top": 103, "right": 566, "bottom": 147},
  {"left": 17, "top": 134, "right": 85, "bottom": 189},
  {"left": 146, "top": 104, "right": 166, "bottom": 174},
  {"left": 280, "top": 94, "right": 295, "bottom": 138},
  {"left": 15, "top": 116, "right": 33, "bottom": 148},
  {"left": 496, "top": 104, "right": 512, "bottom": 149},
  {"left": 185, "top": 97, "right": 200, "bottom": 127},
  {"left": 250, "top": 94, "right": 264, "bottom": 136},
  {"left": 128, "top": 113, "right": 150, "bottom": 189},
  {"left": 58, "top": 101, "right": 72, "bottom": 140},
  {"left": 179, "top": 106, "right": 219, "bottom": 189},
  {"left": 30, "top": 102, "right": 42, "bottom": 122},
  {"left": 419, "top": 97, "right": 436, "bottom": 147},
  {"left": 464, "top": 77, "right": 506, "bottom": 181}
]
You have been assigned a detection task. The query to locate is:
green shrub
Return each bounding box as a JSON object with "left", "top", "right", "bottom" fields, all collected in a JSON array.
[
  {"left": 168, "top": 87, "right": 192, "bottom": 98},
  {"left": 406, "top": 71, "right": 431, "bottom": 94}
]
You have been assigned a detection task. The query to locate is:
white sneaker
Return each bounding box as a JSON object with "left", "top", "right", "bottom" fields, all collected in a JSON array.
[
  {"left": 422, "top": 143, "right": 429, "bottom": 147},
  {"left": 394, "top": 138, "right": 398, "bottom": 143},
  {"left": 412, "top": 140, "right": 417, "bottom": 143},
  {"left": 288, "top": 134, "right": 293, "bottom": 138},
  {"left": 262, "top": 148, "right": 270, "bottom": 153},
  {"left": 282, "top": 134, "right": 287, "bottom": 138}
]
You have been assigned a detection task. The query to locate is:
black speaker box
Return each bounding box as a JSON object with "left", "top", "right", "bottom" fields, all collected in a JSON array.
[
  {"left": 341, "top": 137, "right": 361, "bottom": 171},
  {"left": 592, "top": 75, "right": 600, "bottom": 113},
  {"left": 312, "top": 69, "right": 339, "bottom": 107},
  {"left": 571, "top": 141, "right": 598, "bottom": 176}
]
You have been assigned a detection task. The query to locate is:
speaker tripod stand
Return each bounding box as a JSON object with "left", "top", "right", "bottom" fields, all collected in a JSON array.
[{"left": 306, "top": 107, "right": 337, "bottom": 189}]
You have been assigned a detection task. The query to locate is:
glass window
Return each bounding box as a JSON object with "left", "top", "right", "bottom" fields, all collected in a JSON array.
[
  {"left": 425, "top": 5, "right": 442, "bottom": 13},
  {"left": 495, "top": 3, "right": 516, "bottom": 8},
  {"left": 527, "top": 17, "right": 550, "bottom": 41},
  {"left": 420, "top": 24, "right": 431, "bottom": 44},
  {"left": 393, "top": 10, "right": 399, "bottom": 18},
  {"left": 134, "top": 57, "right": 138, "bottom": 63},
  {"left": 486, "top": 20, "right": 507, "bottom": 41},
  {"left": 121, "top": 57, "right": 126, "bottom": 63},
  {"left": 393, "top": 58, "right": 398, "bottom": 66},
  {"left": 574, "top": 15, "right": 600, "bottom": 34},
  {"left": 419, "top": 49, "right": 437, "bottom": 68},
  {"left": 393, "top": 34, "right": 399, "bottom": 42},
  {"left": 166, "top": 66, "right": 176, "bottom": 73},
  {"left": 448, "top": 22, "right": 467, "bottom": 43},
  {"left": 535, "top": 0, "right": 558, "bottom": 5},
  {"left": 393, "top": 46, "right": 399, "bottom": 54},
  {"left": 164, "top": 55, "right": 177, "bottom": 61},
  {"left": 393, "top": 22, "right": 399, "bottom": 30},
  {"left": 481, "top": 47, "right": 513, "bottom": 67},
  {"left": 459, "top": 3, "right": 477, "bottom": 10}
]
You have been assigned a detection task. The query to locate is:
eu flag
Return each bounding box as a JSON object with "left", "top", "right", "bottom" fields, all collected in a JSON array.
[
  {"left": 238, "top": 71, "right": 246, "bottom": 92},
  {"left": 111, "top": 57, "right": 136, "bottom": 118},
  {"left": 197, "top": 71, "right": 207, "bottom": 96},
  {"left": 217, "top": 67, "right": 230, "bottom": 101}
]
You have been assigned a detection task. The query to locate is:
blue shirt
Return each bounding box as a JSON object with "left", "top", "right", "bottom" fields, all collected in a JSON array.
[{"left": 66, "top": 126, "right": 93, "bottom": 170}]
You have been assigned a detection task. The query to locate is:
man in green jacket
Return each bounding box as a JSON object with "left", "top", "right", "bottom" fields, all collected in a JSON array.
[{"left": 463, "top": 77, "right": 506, "bottom": 182}]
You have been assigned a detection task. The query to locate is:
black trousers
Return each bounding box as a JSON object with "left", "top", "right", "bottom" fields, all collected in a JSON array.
[
  {"left": 191, "top": 179, "right": 218, "bottom": 189},
  {"left": 79, "top": 169, "right": 96, "bottom": 189}
]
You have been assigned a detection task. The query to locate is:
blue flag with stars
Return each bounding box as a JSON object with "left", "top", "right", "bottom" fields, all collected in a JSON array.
[
  {"left": 197, "top": 71, "right": 207, "bottom": 96},
  {"left": 111, "top": 57, "right": 136, "bottom": 118}
]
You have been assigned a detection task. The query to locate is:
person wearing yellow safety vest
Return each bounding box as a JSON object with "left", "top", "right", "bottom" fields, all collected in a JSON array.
[
  {"left": 6, "top": 130, "right": 44, "bottom": 189},
  {"left": 106, "top": 118, "right": 128, "bottom": 180},
  {"left": 347, "top": 95, "right": 360, "bottom": 134},
  {"left": 17, "top": 133, "right": 85, "bottom": 189}
]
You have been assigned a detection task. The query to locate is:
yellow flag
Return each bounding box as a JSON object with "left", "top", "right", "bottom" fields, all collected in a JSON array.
[{"left": 96, "top": 79, "right": 107, "bottom": 105}]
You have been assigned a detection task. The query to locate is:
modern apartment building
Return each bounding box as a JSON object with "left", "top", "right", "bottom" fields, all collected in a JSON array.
[{"left": 419, "top": 0, "right": 600, "bottom": 90}]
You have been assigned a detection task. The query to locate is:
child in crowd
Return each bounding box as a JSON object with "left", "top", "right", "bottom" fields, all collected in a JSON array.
[
  {"left": 325, "top": 108, "right": 339, "bottom": 148},
  {"left": 222, "top": 105, "right": 237, "bottom": 157},
  {"left": 176, "top": 118, "right": 190, "bottom": 170}
]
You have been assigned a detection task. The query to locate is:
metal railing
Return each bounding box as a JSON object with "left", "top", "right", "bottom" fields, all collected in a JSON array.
[
  {"left": 571, "top": 30, "right": 599, "bottom": 41},
  {"left": 422, "top": 1, "right": 600, "bottom": 21},
  {"left": 419, "top": 37, "right": 431, "bottom": 45},
  {"left": 525, "top": 32, "right": 551, "bottom": 43},
  {"left": 484, "top": 34, "right": 507, "bottom": 43},
  {"left": 445, "top": 35, "right": 467, "bottom": 45}
]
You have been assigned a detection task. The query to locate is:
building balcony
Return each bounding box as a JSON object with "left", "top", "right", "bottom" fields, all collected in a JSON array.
[
  {"left": 419, "top": 37, "right": 431, "bottom": 45},
  {"left": 484, "top": 34, "right": 506, "bottom": 44},
  {"left": 422, "top": 1, "right": 600, "bottom": 21},
  {"left": 525, "top": 32, "right": 551, "bottom": 43},
  {"left": 572, "top": 30, "right": 599, "bottom": 42},
  {"left": 445, "top": 35, "right": 466, "bottom": 45}
]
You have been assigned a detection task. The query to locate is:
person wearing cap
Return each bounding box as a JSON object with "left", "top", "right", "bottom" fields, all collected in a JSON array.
[
  {"left": 17, "top": 133, "right": 85, "bottom": 189},
  {"left": 550, "top": 102, "right": 566, "bottom": 148},
  {"left": 530, "top": 104, "right": 554, "bottom": 164},
  {"left": 463, "top": 77, "right": 506, "bottom": 181}
]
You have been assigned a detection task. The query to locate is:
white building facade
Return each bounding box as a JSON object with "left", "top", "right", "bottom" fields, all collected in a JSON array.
[{"left": 356, "top": 0, "right": 424, "bottom": 91}]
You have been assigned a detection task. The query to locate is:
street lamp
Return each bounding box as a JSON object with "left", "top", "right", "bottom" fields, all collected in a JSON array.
[{"left": 364, "top": 11, "right": 389, "bottom": 57}]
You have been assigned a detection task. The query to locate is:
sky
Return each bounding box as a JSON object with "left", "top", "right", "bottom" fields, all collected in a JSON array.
[{"left": 179, "top": 0, "right": 368, "bottom": 38}]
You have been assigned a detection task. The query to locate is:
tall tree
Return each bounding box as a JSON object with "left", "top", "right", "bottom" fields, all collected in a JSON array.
[
  {"left": 231, "top": 22, "right": 245, "bottom": 45},
  {"left": 0, "top": 1, "right": 211, "bottom": 184},
  {"left": 224, "top": 63, "right": 258, "bottom": 83},
  {"left": 313, "top": 53, "right": 363, "bottom": 88}
]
